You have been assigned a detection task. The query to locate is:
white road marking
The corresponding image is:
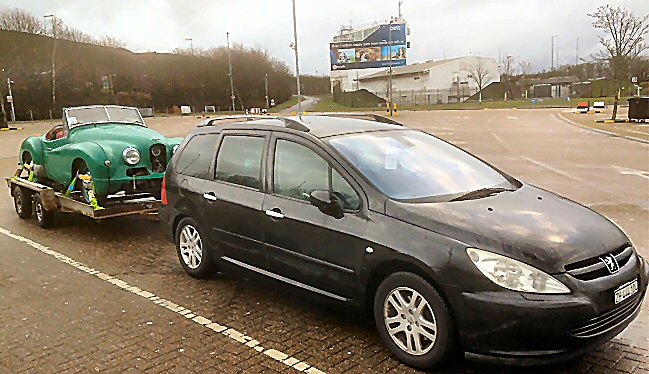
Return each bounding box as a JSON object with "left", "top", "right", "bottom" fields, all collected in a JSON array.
[
  {"left": 625, "top": 129, "right": 649, "bottom": 136},
  {"left": 507, "top": 116, "right": 518, "bottom": 120},
  {"left": 0, "top": 227, "right": 327, "bottom": 374},
  {"left": 613, "top": 166, "right": 649, "bottom": 180},
  {"left": 520, "top": 156, "right": 581, "bottom": 181}
]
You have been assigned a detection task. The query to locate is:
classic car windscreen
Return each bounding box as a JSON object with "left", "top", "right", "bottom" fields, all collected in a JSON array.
[
  {"left": 329, "top": 129, "right": 512, "bottom": 200},
  {"left": 66, "top": 107, "right": 145, "bottom": 128}
]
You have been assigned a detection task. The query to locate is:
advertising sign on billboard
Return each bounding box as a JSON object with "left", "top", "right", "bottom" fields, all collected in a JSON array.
[{"left": 330, "top": 23, "right": 406, "bottom": 71}]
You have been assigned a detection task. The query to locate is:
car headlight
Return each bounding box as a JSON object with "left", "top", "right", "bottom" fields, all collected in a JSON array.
[
  {"left": 172, "top": 144, "right": 179, "bottom": 154},
  {"left": 466, "top": 248, "right": 570, "bottom": 294},
  {"left": 123, "top": 147, "right": 140, "bottom": 165}
]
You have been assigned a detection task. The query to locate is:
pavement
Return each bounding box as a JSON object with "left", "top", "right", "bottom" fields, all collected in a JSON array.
[
  {"left": 0, "top": 108, "right": 648, "bottom": 373},
  {"left": 279, "top": 96, "right": 319, "bottom": 113}
]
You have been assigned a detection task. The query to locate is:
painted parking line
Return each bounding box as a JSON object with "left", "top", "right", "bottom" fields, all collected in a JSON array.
[{"left": 0, "top": 227, "right": 327, "bottom": 374}]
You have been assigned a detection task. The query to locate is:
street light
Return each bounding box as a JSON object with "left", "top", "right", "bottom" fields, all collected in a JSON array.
[
  {"left": 44, "top": 14, "right": 56, "bottom": 117},
  {"left": 264, "top": 73, "right": 269, "bottom": 111},
  {"left": 226, "top": 32, "right": 235, "bottom": 112},
  {"left": 291, "top": 0, "right": 302, "bottom": 114}
]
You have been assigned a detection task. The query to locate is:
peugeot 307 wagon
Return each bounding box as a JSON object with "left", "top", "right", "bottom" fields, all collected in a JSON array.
[{"left": 159, "top": 114, "right": 647, "bottom": 370}]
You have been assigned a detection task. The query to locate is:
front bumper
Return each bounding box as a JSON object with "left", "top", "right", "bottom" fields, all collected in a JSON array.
[{"left": 447, "top": 256, "right": 648, "bottom": 364}]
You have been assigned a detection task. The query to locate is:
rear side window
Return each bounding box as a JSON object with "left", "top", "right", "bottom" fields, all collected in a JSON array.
[
  {"left": 175, "top": 134, "right": 219, "bottom": 179},
  {"left": 215, "top": 135, "right": 265, "bottom": 190}
]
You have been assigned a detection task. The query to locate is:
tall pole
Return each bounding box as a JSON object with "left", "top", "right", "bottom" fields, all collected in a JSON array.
[
  {"left": 291, "top": 0, "right": 302, "bottom": 114},
  {"left": 551, "top": 36, "right": 554, "bottom": 71},
  {"left": 226, "top": 32, "right": 236, "bottom": 112},
  {"left": 388, "top": 20, "right": 394, "bottom": 116},
  {"left": 264, "top": 73, "right": 269, "bottom": 111},
  {"left": 576, "top": 38, "right": 579, "bottom": 66},
  {"left": 44, "top": 15, "right": 56, "bottom": 115},
  {"left": 0, "top": 69, "right": 7, "bottom": 126},
  {"left": 7, "top": 78, "right": 15, "bottom": 122}
]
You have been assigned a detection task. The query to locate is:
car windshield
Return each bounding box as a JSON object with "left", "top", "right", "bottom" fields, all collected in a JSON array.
[
  {"left": 66, "top": 106, "right": 145, "bottom": 128},
  {"left": 329, "top": 129, "right": 512, "bottom": 200}
]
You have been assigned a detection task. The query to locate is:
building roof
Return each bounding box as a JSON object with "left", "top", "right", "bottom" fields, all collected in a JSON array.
[
  {"left": 527, "top": 76, "right": 580, "bottom": 85},
  {"left": 358, "top": 58, "right": 463, "bottom": 81}
]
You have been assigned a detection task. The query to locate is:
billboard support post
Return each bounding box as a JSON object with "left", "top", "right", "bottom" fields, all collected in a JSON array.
[{"left": 388, "top": 20, "right": 394, "bottom": 116}]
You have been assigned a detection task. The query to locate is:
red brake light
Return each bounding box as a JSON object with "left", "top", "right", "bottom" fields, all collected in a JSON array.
[{"left": 161, "top": 174, "right": 168, "bottom": 204}]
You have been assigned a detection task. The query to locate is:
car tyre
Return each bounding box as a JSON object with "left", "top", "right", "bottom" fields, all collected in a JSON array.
[
  {"left": 13, "top": 185, "right": 32, "bottom": 219},
  {"left": 175, "top": 217, "right": 215, "bottom": 278},
  {"left": 33, "top": 194, "right": 54, "bottom": 229},
  {"left": 374, "top": 272, "right": 456, "bottom": 370}
]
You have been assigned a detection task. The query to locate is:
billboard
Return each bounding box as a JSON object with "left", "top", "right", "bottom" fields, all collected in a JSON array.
[{"left": 330, "top": 23, "right": 406, "bottom": 71}]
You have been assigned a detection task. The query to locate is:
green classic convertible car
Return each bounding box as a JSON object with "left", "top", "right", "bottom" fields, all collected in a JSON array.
[{"left": 19, "top": 105, "right": 183, "bottom": 205}]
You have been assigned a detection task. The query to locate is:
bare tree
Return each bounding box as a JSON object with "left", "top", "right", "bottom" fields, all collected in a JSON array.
[
  {"left": 0, "top": 8, "right": 45, "bottom": 34},
  {"left": 588, "top": 5, "right": 649, "bottom": 83},
  {"left": 98, "top": 35, "right": 127, "bottom": 49},
  {"left": 468, "top": 58, "right": 493, "bottom": 102},
  {"left": 518, "top": 61, "right": 533, "bottom": 76}
]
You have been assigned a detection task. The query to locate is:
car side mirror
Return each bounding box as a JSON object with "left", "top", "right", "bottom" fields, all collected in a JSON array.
[{"left": 309, "top": 190, "right": 344, "bottom": 219}]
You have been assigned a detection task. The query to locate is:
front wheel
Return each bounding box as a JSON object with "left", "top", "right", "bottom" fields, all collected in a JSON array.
[
  {"left": 33, "top": 194, "right": 54, "bottom": 228},
  {"left": 374, "top": 272, "right": 456, "bottom": 370}
]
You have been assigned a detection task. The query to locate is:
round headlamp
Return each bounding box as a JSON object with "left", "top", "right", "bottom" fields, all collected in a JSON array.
[{"left": 123, "top": 147, "right": 140, "bottom": 165}]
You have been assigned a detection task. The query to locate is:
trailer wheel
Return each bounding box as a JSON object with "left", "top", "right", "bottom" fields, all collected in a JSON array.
[
  {"left": 33, "top": 194, "right": 54, "bottom": 228},
  {"left": 13, "top": 185, "right": 32, "bottom": 219}
]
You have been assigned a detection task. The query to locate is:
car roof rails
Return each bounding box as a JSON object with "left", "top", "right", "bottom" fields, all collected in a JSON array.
[
  {"left": 198, "top": 115, "right": 310, "bottom": 132},
  {"left": 303, "top": 113, "right": 403, "bottom": 126}
]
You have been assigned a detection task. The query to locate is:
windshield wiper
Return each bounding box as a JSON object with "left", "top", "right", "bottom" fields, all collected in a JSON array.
[{"left": 449, "top": 187, "right": 512, "bottom": 202}]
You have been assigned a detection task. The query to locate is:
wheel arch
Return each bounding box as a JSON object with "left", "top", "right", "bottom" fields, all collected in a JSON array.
[
  {"left": 20, "top": 137, "right": 44, "bottom": 165},
  {"left": 364, "top": 259, "right": 458, "bottom": 327}
]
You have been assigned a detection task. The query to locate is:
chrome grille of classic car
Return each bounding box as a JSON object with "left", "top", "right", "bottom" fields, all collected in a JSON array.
[
  {"left": 565, "top": 245, "right": 634, "bottom": 281},
  {"left": 568, "top": 291, "right": 643, "bottom": 338},
  {"left": 150, "top": 144, "right": 167, "bottom": 173}
]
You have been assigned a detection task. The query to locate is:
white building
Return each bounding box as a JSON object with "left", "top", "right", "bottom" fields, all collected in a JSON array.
[{"left": 358, "top": 56, "right": 500, "bottom": 105}]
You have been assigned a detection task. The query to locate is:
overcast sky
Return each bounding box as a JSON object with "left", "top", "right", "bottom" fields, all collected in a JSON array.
[{"left": 2, "top": 0, "right": 648, "bottom": 75}]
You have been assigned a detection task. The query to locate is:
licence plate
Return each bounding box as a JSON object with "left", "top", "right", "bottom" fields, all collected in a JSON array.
[{"left": 614, "top": 279, "right": 638, "bottom": 304}]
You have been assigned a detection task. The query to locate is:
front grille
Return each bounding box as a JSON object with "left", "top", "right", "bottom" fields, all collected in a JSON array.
[
  {"left": 150, "top": 144, "right": 167, "bottom": 173},
  {"left": 568, "top": 292, "right": 643, "bottom": 338},
  {"left": 565, "top": 245, "right": 634, "bottom": 281}
]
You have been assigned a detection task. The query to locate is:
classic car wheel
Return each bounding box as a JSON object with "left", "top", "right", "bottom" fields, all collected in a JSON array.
[
  {"left": 75, "top": 161, "right": 96, "bottom": 204},
  {"left": 175, "top": 217, "right": 215, "bottom": 278},
  {"left": 33, "top": 194, "right": 54, "bottom": 229},
  {"left": 13, "top": 185, "right": 32, "bottom": 219},
  {"left": 374, "top": 272, "right": 455, "bottom": 370}
]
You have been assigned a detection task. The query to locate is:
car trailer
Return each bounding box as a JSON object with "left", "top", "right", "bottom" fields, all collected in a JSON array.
[{"left": 7, "top": 169, "right": 161, "bottom": 229}]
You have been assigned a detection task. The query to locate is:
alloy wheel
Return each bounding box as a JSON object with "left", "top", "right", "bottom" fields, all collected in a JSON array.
[
  {"left": 383, "top": 286, "right": 438, "bottom": 356},
  {"left": 179, "top": 225, "right": 203, "bottom": 269}
]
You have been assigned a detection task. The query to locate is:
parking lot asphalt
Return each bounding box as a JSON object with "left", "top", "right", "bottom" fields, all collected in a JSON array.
[{"left": 0, "top": 108, "right": 647, "bottom": 373}]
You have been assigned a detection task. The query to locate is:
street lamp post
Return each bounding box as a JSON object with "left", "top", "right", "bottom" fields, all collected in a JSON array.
[
  {"left": 44, "top": 14, "right": 56, "bottom": 116},
  {"left": 226, "top": 32, "right": 236, "bottom": 112},
  {"left": 291, "top": 0, "right": 302, "bottom": 114},
  {"left": 7, "top": 78, "right": 15, "bottom": 122},
  {"left": 264, "top": 74, "right": 269, "bottom": 111}
]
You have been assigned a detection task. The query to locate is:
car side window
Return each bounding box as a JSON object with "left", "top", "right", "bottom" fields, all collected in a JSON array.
[
  {"left": 332, "top": 169, "right": 361, "bottom": 210},
  {"left": 215, "top": 135, "right": 265, "bottom": 190},
  {"left": 175, "top": 134, "right": 219, "bottom": 179},
  {"left": 273, "top": 139, "right": 361, "bottom": 210}
]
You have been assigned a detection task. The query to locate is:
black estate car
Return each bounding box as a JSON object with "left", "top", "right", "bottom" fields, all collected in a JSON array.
[{"left": 159, "top": 114, "right": 647, "bottom": 370}]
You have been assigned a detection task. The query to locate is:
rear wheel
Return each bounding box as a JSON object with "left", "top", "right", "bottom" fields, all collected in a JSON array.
[
  {"left": 175, "top": 217, "right": 216, "bottom": 278},
  {"left": 374, "top": 272, "right": 456, "bottom": 370},
  {"left": 13, "top": 185, "right": 32, "bottom": 219}
]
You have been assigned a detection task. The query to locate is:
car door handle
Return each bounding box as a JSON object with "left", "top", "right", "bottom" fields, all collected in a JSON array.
[
  {"left": 265, "top": 209, "right": 284, "bottom": 219},
  {"left": 203, "top": 192, "right": 218, "bottom": 201}
]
